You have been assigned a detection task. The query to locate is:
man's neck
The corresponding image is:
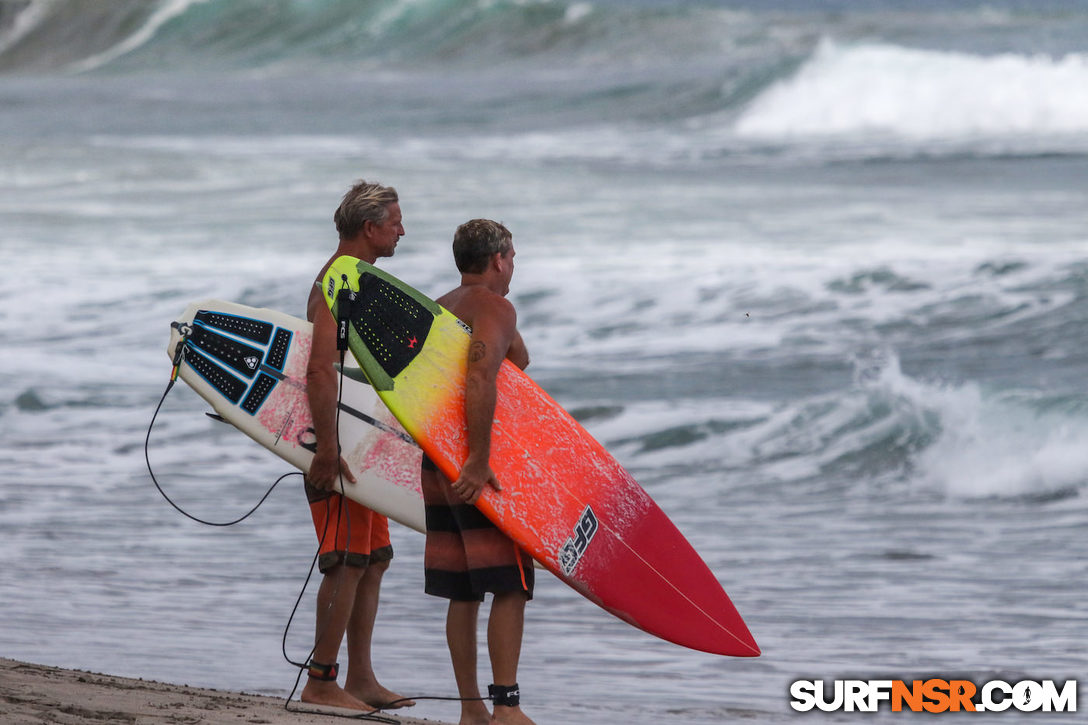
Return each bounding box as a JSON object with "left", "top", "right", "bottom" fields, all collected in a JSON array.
[
  {"left": 460, "top": 273, "right": 504, "bottom": 296},
  {"left": 336, "top": 240, "right": 378, "bottom": 265}
]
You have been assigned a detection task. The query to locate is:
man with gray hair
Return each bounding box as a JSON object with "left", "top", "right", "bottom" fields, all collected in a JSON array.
[{"left": 301, "top": 180, "right": 412, "bottom": 711}]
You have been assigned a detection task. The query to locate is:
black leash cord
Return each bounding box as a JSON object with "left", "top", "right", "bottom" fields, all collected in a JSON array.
[
  {"left": 153, "top": 318, "right": 488, "bottom": 722},
  {"left": 148, "top": 324, "right": 297, "bottom": 526},
  {"left": 278, "top": 349, "right": 493, "bottom": 722},
  {"left": 144, "top": 376, "right": 299, "bottom": 526},
  {"left": 282, "top": 348, "right": 360, "bottom": 704},
  {"left": 285, "top": 694, "right": 492, "bottom": 723},
  {"left": 151, "top": 323, "right": 351, "bottom": 698}
]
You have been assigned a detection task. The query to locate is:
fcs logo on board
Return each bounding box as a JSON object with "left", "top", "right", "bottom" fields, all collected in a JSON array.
[
  {"left": 559, "top": 506, "right": 599, "bottom": 575},
  {"left": 790, "top": 679, "right": 1077, "bottom": 714}
]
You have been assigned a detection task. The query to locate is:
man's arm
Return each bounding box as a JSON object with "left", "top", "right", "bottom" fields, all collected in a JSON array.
[
  {"left": 305, "top": 287, "right": 356, "bottom": 490},
  {"left": 506, "top": 330, "right": 530, "bottom": 371},
  {"left": 450, "top": 293, "right": 518, "bottom": 505}
]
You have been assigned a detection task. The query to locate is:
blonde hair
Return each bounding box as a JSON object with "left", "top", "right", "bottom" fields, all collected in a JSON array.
[{"left": 334, "top": 180, "right": 398, "bottom": 240}]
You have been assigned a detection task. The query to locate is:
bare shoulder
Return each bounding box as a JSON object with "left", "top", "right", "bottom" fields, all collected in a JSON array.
[
  {"left": 468, "top": 285, "right": 516, "bottom": 318},
  {"left": 442, "top": 285, "right": 516, "bottom": 328},
  {"left": 306, "top": 282, "right": 324, "bottom": 323},
  {"left": 307, "top": 256, "right": 337, "bottom": 323}
]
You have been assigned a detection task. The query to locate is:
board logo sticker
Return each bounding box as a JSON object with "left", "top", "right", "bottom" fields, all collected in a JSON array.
[
  {"left": 559, "top": 505, "right": 599, "bottom": 575},
  {"left": 327, "top": 277, "right": 336, "bottom": 300},
  {"left": 243, "top": 355, "right": 259, "bottom": 370}
]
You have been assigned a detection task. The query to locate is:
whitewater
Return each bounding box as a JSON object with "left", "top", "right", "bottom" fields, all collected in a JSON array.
[{"left": 1, "top": 1, "right": 1086, "bottom": 722}]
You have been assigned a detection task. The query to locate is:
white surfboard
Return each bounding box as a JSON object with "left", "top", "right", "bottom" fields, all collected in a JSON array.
[{"left": 166, "top": 299, "right": 424, "bottom": 533}]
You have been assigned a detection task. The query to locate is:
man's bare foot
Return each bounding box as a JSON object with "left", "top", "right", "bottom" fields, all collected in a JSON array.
[
  {"left": 458, "top": 701, "right": 491, "bottom": 725},
  {"left": 300, "top": 679, "right": 377, "bottom": 711},
  {"left": 346, "top": 681, "right": 415, "bottom": 709},
  {"left": 491, "top": 704, "right": 536, "bottom": 725}
]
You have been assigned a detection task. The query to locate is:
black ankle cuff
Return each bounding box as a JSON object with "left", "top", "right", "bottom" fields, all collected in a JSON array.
[
  {"left": 489, "top": 683, "right": 520, "bottom": 707},
  {"left": 306, "top": 660, "right": 339, "bottom": 681}
]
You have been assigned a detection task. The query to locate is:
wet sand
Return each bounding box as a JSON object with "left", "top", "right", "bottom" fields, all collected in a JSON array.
[{"left": 0, "top": 658, "right": 452, "bottom": 724}]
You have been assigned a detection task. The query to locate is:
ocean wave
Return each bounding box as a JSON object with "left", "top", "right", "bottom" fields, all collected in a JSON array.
[
  {"left": 734, "top": 39, "right": 1088, "bottom": 142},
  {"left": 0, "top": 0, "right": 168, "bottom": 72},
  {"left": 67, "top": 0, "right": 209, "bottom": 73},
  {"left": 0, "top": 0, "right": 755, "bottom": 73},
  {"left": 597, "top": 351, "right": 1088, "bottom": 504},
  {"left": 11, "top": 1, "right": 1088, "bottom": 164}
]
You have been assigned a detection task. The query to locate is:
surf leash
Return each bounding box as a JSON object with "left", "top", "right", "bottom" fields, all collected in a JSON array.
[
  {"left": 157, "top": 315, "right": 359, "bottom": 705},
  {"left": 156, "top": 310, "right": 491, "bottom": 722},
  {"left": 145, "top": 321, "right": 300, "bottom": 527},
  {"left": 152, "top": 315, "right": 421, "bottom": 723},
  {"left": 284, "top": 693, "right": 493, "bottom": 723},
  {"left": 168, "top": 321, "right": 190, "bottom": 386},
  {"left": 281, "top": 325, "right": 369, "bottom": 713}
]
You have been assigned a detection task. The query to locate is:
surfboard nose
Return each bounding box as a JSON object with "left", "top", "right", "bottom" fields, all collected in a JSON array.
[{"left": 566, "top": 503, "right": 761, "bottom": 657}]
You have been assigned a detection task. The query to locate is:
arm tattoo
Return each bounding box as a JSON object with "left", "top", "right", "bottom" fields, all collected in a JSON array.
[{"left": 468, "top": 341, "right": 487, "bottom": 363}]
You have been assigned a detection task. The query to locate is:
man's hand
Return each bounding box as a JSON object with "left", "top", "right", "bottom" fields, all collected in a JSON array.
[
  {"left": 308, "top": 450, "right": 356, "bottom": 491},
  {"left": 451, "top": 455, "right": 502, "bottom": 505}
]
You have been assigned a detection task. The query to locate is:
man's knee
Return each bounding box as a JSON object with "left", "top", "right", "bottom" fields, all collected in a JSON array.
[
  {"left": 493, "top": 590, "right": 529, "bottom": 605},
  {"left": 324, "top": 562, "right": 367, "bottom": 584},
  {"left": 368, "top": 557, "right": 391, "bottom": 575}
]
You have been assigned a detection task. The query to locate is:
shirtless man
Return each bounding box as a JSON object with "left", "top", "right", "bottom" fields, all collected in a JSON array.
[
  {"left": 421, "top": 219, "right": 536, "bottom": 725},
  {"left": 301, "top": 180, "right": 412, "bottom": 712}
]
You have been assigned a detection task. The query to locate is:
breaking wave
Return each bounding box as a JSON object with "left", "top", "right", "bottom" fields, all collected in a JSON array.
[{"left": 734, "top": 40, "right": 1088, "bottom": 142}]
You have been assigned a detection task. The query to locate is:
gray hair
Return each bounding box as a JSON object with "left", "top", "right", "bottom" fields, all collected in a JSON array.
[
  {"left": 452, "top": 219, "right": 512, "bottom": 274},
  {"left": 334, "top": 180, "right": 398, "bottom": 240}
]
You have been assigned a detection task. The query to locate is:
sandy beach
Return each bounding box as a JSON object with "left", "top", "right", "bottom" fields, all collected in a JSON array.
[{"left": 0, "top": 658, "right": 452, "bottom": 725}]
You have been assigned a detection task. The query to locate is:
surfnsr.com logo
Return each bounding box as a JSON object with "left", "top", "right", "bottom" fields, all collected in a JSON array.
[{"left": 790, "top": 679, "right": 1077, "bottom": 714}]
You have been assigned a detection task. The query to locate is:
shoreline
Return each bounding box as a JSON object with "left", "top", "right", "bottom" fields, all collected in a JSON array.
[{"left": 0, "top": 657, "right": 452, "bottom": 724}]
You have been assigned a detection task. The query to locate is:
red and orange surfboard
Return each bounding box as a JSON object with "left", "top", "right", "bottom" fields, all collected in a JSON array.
[{"left": 323, "top": 256, "right": 759, "bottom": 657}]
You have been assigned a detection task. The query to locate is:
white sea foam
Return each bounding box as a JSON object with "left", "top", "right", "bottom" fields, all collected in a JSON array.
[
  {"left": 735, "top": 39, "right": 1088, "bottom": 143},
  {"left": 862, "top": 353, "right": 1088, "bottom": 500},
  {"left": 920, "top": 390, "right": 1088, "bottom": 500}
]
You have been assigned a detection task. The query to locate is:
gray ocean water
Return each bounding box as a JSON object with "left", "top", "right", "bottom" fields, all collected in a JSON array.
[{"left": 1, "top": 1, "right": 1086, "bottom": 723}]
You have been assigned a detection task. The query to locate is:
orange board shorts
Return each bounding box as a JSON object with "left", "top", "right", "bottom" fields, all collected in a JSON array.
[
  {"left": 421, "top": 455, "right": 533, "bottom": 602},
  {"left": 305, "top": 479, "right": 393, "bottom": 573}
]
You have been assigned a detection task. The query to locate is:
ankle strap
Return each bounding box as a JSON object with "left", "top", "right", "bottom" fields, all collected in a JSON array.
[
  {"left": 306, "top": 661, "right": 339, "bottom": 681},
  {"left": 489, "top": 683, "right": 520, "bottom": 707}
]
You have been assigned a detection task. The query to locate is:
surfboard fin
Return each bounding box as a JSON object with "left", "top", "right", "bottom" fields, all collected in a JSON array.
[{"left": 333, "top": 363, "right": 372, "bottom": 385}]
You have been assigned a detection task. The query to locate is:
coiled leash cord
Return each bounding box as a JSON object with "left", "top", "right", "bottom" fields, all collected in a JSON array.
[
  {"left": 147, "top": 324, "right": 299, "bottom": 527},
  {"left": 151, "top": 316, "right": 501, "bottom": 723},
  {"left": 149, "top": 325, "right": 331, "bottom": 697},
  {"left": 150, "top": 320, "right": 394, "bottom": 722}
]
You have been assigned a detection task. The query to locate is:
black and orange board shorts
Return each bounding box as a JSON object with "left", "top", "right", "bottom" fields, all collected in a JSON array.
[
  {"left": 305, "top": 478, "right": 393, "bottom": 573},
  {"left": 421, "top": 456, "right": 534, "bottom": 602}
]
